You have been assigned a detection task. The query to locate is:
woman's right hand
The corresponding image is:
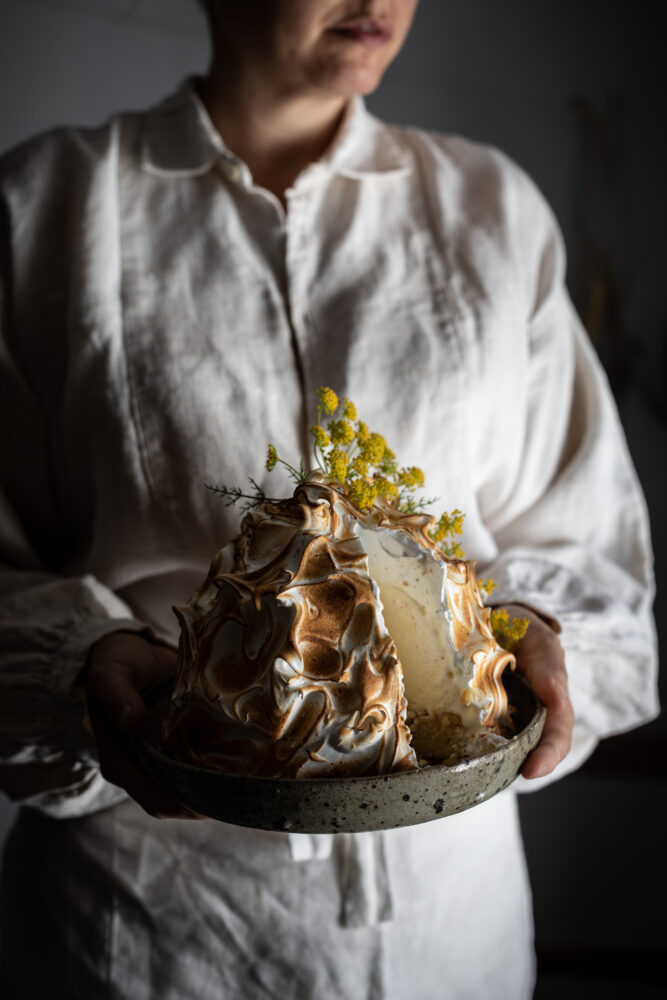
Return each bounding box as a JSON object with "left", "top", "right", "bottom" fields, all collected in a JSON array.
[{"left": 82, "top": 631, "right": 205, "bottom": 819}]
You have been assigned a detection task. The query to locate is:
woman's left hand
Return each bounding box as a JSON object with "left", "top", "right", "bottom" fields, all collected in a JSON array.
[{"left": 500, "top": 603, "right": 574, "bottom": 779}]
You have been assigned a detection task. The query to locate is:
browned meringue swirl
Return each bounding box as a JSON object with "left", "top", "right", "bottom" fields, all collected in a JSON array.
[
  {"left": 163, "top": 479, "right": 515, "bottom": 776},
  {"left": 444, "top": 561, "right": 515, "bottom": 727}
]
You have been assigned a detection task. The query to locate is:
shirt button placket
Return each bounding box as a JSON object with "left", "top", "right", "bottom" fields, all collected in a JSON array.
[
  {"left": 284, "top": 189, "right": 315, "bottom": 447},
  {"left": 284, "top": 192, "right": 310, "bottom": 339}
]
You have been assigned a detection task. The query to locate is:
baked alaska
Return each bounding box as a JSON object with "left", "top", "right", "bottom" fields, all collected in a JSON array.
[{"left": 162, "top": 390, "right": 528, "bottom": 778}]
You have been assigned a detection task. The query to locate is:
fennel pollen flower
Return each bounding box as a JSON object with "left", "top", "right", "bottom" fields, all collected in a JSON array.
[
  {"left": 328, "top": 419, "right": 356, "bottom": 446},
  {"left": 355, "top": 421, "right": 369, "bottom": 443},
  {"left": 491, "top": 608, "right": 509, "bottom": 628},
  {"left": 351, "top": 456, "right": 370, "bottom": 477},
  {"left": 342, "top": 398, "right": 357, "bottom": 421},
  {"left": 349, "top": 478, "right": 379, "bottom": 509},
  {"left": 431, "top": 524, "right": 446, "bottom": 543},
  {"left": 310, "top": 425, "right": 330, "bottom": 449},
  {"left": 327, "top": 448, "right": 349, "bottom": 482},
  {"left": 449, "top": 510, "right": 465, "bottom": 534},
  {"left": 360, "top": 432, "right": 386, "bottom": 465},
  {"left": 375, "top": 477, "right": 399, "bottom": 498},
  {"left": 508, "top": 617, "right": 530, "bottom": 646},
  {"left": 432, "top": 509, "right": 466, "bottom": 541},
  {"left": 397, "top": 466, "right": 425, "bottom": 489},
  {"left": 317, "top": 386, "right": 339, "bottom": 415},
  {"left": 409, "top": 466, "right": 425, "bottom": 488},
  {"left": 266, "top": 444, "right": 278, "bottom": 471},
  {"left": 490, "top": 608, "right": 529, "bottom": 653},
  {"left": 380, "top": 448, "right": 398, "bottom": 475}
]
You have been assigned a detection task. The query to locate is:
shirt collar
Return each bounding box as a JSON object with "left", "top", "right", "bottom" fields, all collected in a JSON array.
[
  {"left": 140, "top": 78, "right": 411, "bottom": 180},
  {"left": 319, "top": 95, "right": 411, "bottom": 179}
]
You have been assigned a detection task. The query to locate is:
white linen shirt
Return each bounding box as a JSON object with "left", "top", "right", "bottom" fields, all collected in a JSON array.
[{"left": 0, "top": 81, "right": 658, "bottom": 999}]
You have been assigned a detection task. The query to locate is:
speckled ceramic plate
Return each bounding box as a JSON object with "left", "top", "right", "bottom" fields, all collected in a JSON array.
[{"left": 135, "top": 672, "right": 545, "bottom": 833}]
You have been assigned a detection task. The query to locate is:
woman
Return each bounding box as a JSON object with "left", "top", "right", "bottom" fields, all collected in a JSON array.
[{"left": 0, "top": 2, "right": 657, "bottom": 997}]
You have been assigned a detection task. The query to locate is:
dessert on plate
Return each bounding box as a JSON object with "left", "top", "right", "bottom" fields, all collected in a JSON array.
[{"left": 162, "top": 389, "right": 528, "bottom": 778}]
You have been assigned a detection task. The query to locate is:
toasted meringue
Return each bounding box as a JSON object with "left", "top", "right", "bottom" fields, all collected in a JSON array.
[{"left": 163, "top": 479, "right": 515, "bottom": 777}]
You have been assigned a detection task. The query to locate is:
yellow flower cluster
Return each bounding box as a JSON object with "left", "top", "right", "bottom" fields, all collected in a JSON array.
[
  {"left": 429, "top": 508, "right": 466, "bottom": 558},
  {"left": 356, "top": 421, "right": 369, "bottom": 443},
  {"left": 311, "top": 425, "right": 330, "bottom": 450},
  {"left": 489, "top": 608, "right": 530, "bottom": 653},
  {"left": 358, "top": 432, "right": 386, "bottom": 465},
  {"left": 328, "top": 419, "right": 356, "bottom": 446},
  {"left": 431, "top": 509, "right": 465, "bottom": 542},
  {"left": 342, "top": 399, "right": 357, "bottom": 421},
  {"left": 376, "top": 478, "right": 399, "bottom": 498},
  {"left": 266, "top": 444, "right": 278, "bottom": 471},
  {"left": 327, "top": 448, "right": 349, "bottom": 482},
  {"left": 348, "top": 478, "right": 379, "bottom": 508},
  {"left": 307, "top": 387, "right": 427, "bottom": 511},
  {"left": 223, "top": 388, "right": 529, "bottom": 647},
  {"left": 397, "top": 466, "right": 425, "bottom": 489},
  {"left": 318, "top": 387, "right": 339, "bottom": 415}
]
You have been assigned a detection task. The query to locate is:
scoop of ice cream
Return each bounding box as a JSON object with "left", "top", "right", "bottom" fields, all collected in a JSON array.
[{"left": 163, "top": 479, "right": 515, "bottom": 777}]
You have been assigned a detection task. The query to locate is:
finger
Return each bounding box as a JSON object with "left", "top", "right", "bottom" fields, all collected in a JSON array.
[
  {"left": 90, "top": 706, "right": 206, "bottom": 820},
  {"left": 523, "top": 663, "right": 569, "bottom": 713},
  {"left": 86, "top": 634, "right": 178, "bottom": 735},
  {"left": 508, "top": 613, "right": 574, "bottom": 779},
  {"left": 91, "top": 669, "right": 148, "bottom": 736},
  {"left": 522, "top": 686, "right": 574, "bottom": 779}
]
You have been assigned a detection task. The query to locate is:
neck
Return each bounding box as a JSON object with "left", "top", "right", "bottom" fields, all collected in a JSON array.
[{"left": 199, "top": 58, "right": 348, "bottom": 206}]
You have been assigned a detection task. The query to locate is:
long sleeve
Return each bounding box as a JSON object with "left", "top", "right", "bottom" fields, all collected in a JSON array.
[
  {"left": 473, "top": 176, "right": 659, "bottom": 787},
  {"left": 0, "top": 139, "right": 144, "bottom": 819}
]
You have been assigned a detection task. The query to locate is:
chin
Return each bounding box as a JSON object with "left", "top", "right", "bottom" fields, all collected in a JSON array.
[{"left": 325, "top": 64, "right": 386, "bottom": 97}]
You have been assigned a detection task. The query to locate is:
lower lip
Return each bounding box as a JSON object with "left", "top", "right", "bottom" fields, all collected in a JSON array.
[{"left": 331, "top": 27, "right": 392, "bottom": 47}]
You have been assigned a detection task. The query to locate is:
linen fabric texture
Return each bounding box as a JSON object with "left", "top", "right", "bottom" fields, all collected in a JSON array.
[{"left": 0, "top": 81, "right": 658, "bottom": 999}]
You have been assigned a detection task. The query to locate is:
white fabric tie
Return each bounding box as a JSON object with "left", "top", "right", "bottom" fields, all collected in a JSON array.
[
  {"left": 287, "top": 830, "right": 394, "bottom": 927},
  {"left": 339, "top": 831, "right": 394, "bottom": 927}
]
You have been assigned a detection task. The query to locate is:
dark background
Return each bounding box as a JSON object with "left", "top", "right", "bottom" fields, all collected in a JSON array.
[{"left": 0, "top": 2, "right": 664, "bottom": 997}]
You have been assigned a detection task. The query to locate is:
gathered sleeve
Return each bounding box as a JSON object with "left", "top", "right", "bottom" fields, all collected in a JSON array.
[
  {"left": 473, "top": 167, "right": 659, "bottom": 788},
  {"left": 0, "top": 137, "right": 144, "bottom": 819}
]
